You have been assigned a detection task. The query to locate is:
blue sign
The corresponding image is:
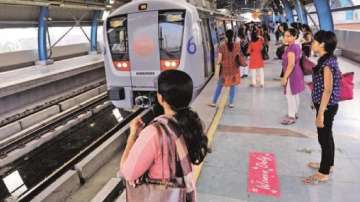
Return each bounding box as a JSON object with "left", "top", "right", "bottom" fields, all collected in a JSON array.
[{"left": 187, "top": 37, "right": 197, "bottom": 54}]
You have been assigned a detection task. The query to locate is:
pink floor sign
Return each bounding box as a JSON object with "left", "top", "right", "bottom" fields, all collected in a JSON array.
[{"left": 248, "top": 152, "right": 280, "bottom": 197}]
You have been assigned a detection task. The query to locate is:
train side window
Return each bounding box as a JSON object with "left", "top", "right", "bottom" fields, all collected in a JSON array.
[
  {"left": 107, "top": 16, "right": 129, "bottom": 60},
  {"left": 216, "top": 20, "right": 225, "bottom": 42},
  {"left": 158, "top": 11, "right": 185, "bottom": 60}
]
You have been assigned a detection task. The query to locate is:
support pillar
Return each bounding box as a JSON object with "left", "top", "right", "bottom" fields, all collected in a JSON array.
[
  {"left": 37, "top": 6, "right": 49, "bottom": 65},
  {"left": 295, "top": 0, "right": 308, "bottom": 24},
  {"left": 90, "top": 10, "right": 101, "bottom": 54},
  {"left": 314, "top": 0, "right": 334, "bottom": 31},
  {"left": 281, "top": 0, "right": 294, "bottom": 24}
]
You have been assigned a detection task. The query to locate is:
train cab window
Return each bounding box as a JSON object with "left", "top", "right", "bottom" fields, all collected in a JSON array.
[
  {"left": 158, "top": 11, "right": 185, "bottom": 60},
  {"left": 107, "top": 16, "right": 129, "bottom": 60}
]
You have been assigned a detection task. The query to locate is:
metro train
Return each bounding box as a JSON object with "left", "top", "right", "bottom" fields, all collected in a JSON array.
[{"left": 103, "top": 0, "right": 243, "bottom": 109}]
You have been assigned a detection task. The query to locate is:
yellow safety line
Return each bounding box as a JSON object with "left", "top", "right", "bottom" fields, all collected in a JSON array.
[{"left": 193, "top": 87, "right": 229, "bottom": 183}]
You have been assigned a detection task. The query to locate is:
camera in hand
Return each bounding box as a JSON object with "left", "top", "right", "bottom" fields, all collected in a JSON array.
[{"left": 141, "top": 102, "right": 164, "bottom": 125}]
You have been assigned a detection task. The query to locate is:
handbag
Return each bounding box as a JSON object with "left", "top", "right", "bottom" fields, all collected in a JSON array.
[
  {"left": 340, "top": 72, "right": 354, "bottom": 101},
  {"left": 235, "top": 54, "right": 247, "bottom": 67},
  {"left": 125, "top": 122, "right": 189, "bottom": 202},
  {"left": 300, "top": 55, "right": 315, "bottom": 75},
  {"left": 306, "top": 72, "right": 354, "bottom": 102}
]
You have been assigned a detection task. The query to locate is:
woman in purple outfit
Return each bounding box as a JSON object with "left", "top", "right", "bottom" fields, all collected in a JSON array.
[{"left": 281, "top": 28, "right": 305, "bottom": 125}]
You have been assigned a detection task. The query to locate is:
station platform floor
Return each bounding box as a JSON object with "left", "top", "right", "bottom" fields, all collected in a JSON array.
[
  {"left": 63, "top": 41, "right": 360, "bottom": 202},
  {"left": 0, "top": 54, "right": 103, "bottom": 98},
  {"left": 196, "top": 45, "right": 360, "bottom": 202}
]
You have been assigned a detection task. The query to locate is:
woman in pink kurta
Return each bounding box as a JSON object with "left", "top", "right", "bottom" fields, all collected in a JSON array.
[
  {"left": 121, "top": 118, "right": 172, "bottom": 181},
  {"left": 120, "top": 70, "right": 208, "bottom": 202}
]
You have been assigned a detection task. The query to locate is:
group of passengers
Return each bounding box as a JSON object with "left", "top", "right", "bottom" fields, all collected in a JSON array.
[
  {"left": 117, "top": 20, "right": 343, "bottom": 201},
  {"left": 208, "top": 21, "right": 341, "bottom": 186},
  {"left": 210, "top": 22, "right": 271, "bottom": 108}
]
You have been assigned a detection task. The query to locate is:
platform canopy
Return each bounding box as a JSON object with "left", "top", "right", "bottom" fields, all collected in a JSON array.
[{"left": 0, "top": 0, "right": 117, "bottom": 28}]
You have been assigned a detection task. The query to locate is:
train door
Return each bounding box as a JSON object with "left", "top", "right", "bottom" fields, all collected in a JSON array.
[
  {"left": 216, "top": 20, "right": 225, "bottom": 42},
  {"left": 200, "top": 19, "right": 212, "bottom": 77},
  {"left": 206, "top": 18, "right": 217, "bottom": 73},
  {"left": 127, "top": 11, "right": 160, "bottom": 88}
]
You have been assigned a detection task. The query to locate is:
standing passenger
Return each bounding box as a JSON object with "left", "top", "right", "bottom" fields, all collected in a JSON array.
[
  {"left": 239, "top": 31, "right": 249, "bottom": 78},
  {"left": 248, "top": 31, "right": 265, "bottom": 87},
  {"left": 281, "top": 28, "right": 305, "bottom": 125},
  {"left": 302, "top": 32, "right": 313, "bottom": 58},
  {"left": 209, "top": 30, "right": 241, "bottom": 108},
  {"left": 120, "top": 70, "right": 208, "bottom": 201},
  {"left": 304, "top": 31, "right": 341, "bottom": 184}
]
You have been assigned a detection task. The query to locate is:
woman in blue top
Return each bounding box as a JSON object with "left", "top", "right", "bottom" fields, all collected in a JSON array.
[{"left": 304, "top": 31, "right": 342, "bottom": 184}]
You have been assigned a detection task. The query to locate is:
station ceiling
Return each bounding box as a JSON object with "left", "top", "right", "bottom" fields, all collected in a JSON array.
[
  {"left": 0, "top": 0, "right": 315, "bottom": 28},
  {"left": 0, "top": 0, "right": 111, "bottom": 28},
  {"left": 216, "top": 0, "right": 314, "bottom": 14}
]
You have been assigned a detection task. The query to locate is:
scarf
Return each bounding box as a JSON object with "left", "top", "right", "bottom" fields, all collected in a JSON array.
[{"left": 154, "top": 116, "right": 196, "bottom": 202}]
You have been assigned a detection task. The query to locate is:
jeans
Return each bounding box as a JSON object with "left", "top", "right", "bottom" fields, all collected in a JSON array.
[
  {"left": 212, "top": 80, "right": 237, "bottom": 105},
  {"left": 314, "top": 103, "right": 339, "bottom": 175}
]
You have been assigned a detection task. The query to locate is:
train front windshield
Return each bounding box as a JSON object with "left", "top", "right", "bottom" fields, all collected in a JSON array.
[
  {"left": 158, "top": 11, "right": 185, "bottom": 71},
  {"left": 108, "top": 17, "right": 128, "bottom": 59},
  {"left": 158, "top": 11, "right": 185, "bottom": 60},
  {"left": 107, "top": 16, "right": 130, "bottom": 71}
]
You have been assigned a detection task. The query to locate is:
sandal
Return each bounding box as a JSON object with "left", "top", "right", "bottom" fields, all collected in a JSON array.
[
  {"left": 281, "top": 117, "right": 296, "bottom": 125},
  {"left": 307, "top": 162, "right": 334, "bottom": 173},
  {"left": 208, "top": 103, "right": 216, "bottom": 108},
  {"left": 308, "top": 162, "right": 320, "bottom": 169},
  {"left": 284, "top": 114, "right": 299, "bottom": 120},
  {"left": 303, "top": 172, "right": 329, "bottom": 185}
]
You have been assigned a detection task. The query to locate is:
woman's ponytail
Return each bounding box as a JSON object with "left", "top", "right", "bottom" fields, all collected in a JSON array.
[
  {"left": 169, "top": 108, "right": 208, "bottom": 165},
  {"left": 226, "top": 29, "right": 234, "bottom": 52}
]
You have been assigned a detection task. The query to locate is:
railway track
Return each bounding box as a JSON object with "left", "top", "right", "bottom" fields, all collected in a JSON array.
[
  {"left": 0, "top": 80, "right": 106, "bottom": 128},
  {"left": 16, "top": 108, "right": 145, "bottom": 202},
  {"left": 0, "top": 93, "right": 108, "bottom": 158}
]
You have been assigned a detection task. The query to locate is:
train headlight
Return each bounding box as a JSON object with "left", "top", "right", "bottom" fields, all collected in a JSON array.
[
  {"left": 160, "top": 60, "right": 180, "bottom": 71},
  {"left": 113, "top": 61, "right": 131, "bottom": 71},
  {"left": 165, "top": 61, "right": 171, "bottom": 67},
  {"left": 116, "top": 63, "right": 122, "bottom": 68}
]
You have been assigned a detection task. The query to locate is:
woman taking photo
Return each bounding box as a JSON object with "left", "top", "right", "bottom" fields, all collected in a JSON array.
[
  {"left": 120, "top": 70, "right": 208, "bottom": 201},
  {"left": 281, "top": 28, "right": 305, "bottom": 125},
  {"left": 304, "top": 31, "right": 341, "bottom": 184}
]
